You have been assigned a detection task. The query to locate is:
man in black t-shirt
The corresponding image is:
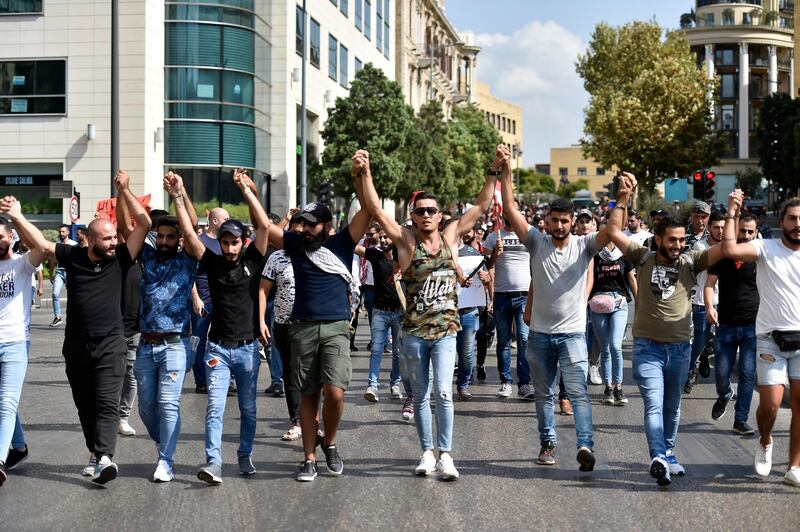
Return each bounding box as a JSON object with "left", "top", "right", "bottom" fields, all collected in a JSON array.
[
  {"left": 9, "top": 171, "right": 150, "bottom": 484},
  {"left": 704, "top": 212, "right": 759, "bottom": 435},
  {"left": 173, "top": 169, "right": 273, "bottom": 485}
]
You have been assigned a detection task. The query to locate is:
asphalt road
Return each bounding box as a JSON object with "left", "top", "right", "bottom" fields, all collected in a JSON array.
[{"left": 1, "top": 305, "right": 798, "bottom": 531}]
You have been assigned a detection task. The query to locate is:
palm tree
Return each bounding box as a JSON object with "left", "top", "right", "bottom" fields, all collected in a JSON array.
[{"left": 679, "top": 9, "right": 696, "bottom": 29}]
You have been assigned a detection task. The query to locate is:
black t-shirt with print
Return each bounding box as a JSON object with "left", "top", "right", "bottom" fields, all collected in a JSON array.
[
  {"left": 201, "top": 243, "right": 265, "bottom": 341},
  {"left": 365, "top": 247, "right": 401, "bottom": 311},
  {"left": 55, "top": 243, "right": 133, "bottom": 337},
  {"left": 590, "top": 255, "right": 633, "bottom": 298},
  {"left": 708, "top": 257, "right": 759, "bottom": 325}
]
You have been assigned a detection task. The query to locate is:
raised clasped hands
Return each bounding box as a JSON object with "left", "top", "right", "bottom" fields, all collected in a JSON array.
[
  {"left": 163, "top": 171, "right": 184, "bottom": 197},
  {"left": 114, "top": 170, "right": 129, "bottom": 192}
]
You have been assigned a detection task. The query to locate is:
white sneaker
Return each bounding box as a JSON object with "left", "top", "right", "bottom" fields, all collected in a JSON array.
[
  {"left": 436, "top": 453, "right": 460, "bottom": 480},
  {"left": 414, "top": 450, "right": 436, "bottom": 476},
  {"left": 497, "top": 383, "right": 512, "bottom": 398},
  {"left": 665, "top": 450, "right": 686, "bottom": 476},
  {"left": 153, "top": 459, "right": 173, "bottom": 483},
  {"left": 81, "top": 455, "right": 97, "bottom": 477},
  {"left": 754, "top": 438, "right": 773, "bottom": 477},
  {"left": 588, "top": 365, "right": 602, "bottom": 385},
  {"left": 118, "top": 420, "right": 136, "bottom": 436},
  {"left": 364, "top": 386, "right": 379, "bottom": 402},
  {"left": 91, "top": 455, "right": 118, "bottom": 484},
  {"left": 390, "top": 384, "right": 402, "bottom": 399},
  {"left": 784, "top": 467, "right": 800, "bottom": 488}
]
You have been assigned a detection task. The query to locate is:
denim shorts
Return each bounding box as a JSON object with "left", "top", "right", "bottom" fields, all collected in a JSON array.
[{"left": 756, "top": 333, "right": 800, "bottom": 386}]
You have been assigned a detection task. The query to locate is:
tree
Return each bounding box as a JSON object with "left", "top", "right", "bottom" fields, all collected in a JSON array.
[
  {"left": 576, "top": 21, "right": 726, "bottom": 191},
  {"left": 448, "top": 104, "right": 502, "bottom": 202},
  {"left": 518, "top": 168, "right": 556, "bottom": 194},
  {"left": 758, "top": 93, "right": 800, "bottom": 196},
  {"left": 557, "top": 178, "right": 590, "bottom": 199},
  {"left": 736, "top": 168, "right": 765, "bottom": 198},
  {"left": 311, "top": 64, "right": 412, "bottom": 201}
]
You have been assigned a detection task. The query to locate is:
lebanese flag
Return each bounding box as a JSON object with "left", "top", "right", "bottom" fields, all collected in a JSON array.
[{"left": 492, "top": 181, "right": 504, "bottom": 233}]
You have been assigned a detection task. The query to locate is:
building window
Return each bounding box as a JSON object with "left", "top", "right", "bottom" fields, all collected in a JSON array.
[
  {"left": 376, "top": 0, "right": 383, "bottom": 53},
  {"left": 328, "top": 35, "right": 338, "bottom": 81},
  {"left": 295, "top": 5, "right": 304, "bottom": 57},
  {"left": 355, "top": 0, "right": 362, "bottom": 31},
  {"left": 501, "top": 117, "right": 506, "bottom": 131},
  {"left": 718, "top": 103, "right": 736, "bottom": 130},
  {"left": 339, "top": 44, "right": 349, "bottom": 87},
  {"left": 0, "top": 60, "right": 66, "bottom": 115},
  {"left": 597, "top": 167, "right": 605, "bottom": 176},
  {"left": 742, "top": 12, "right": 752, "bottom": 25},
  {"left": 355, "top": 57, "right": 363, "bottom": 73},
  {"left": 364, "top": 0, "right": 371, "bottom": 39},
  {"left": 310, "top": 18, "right": 321, "bottom": 68},
  {"left": 577, "top": 167, "right": 587, "bottom": 176},
  {"left": 559, "top": 167, "right": 568, "bottom": 177},
  {"left": 383, "top": 0, "right": 390, "bottom": 57},
  {"left": 715, "top": 48, "right": 735, "bottom": 65},
  {"left": 721, "top": 73, "right": 735, "bottom": 98},
  {"left": 512, "top": 120, "right": 516, "bottom": 134},
  {"left": 340, "top": 0, "right": 348, "bottom": 17},
  {"left": 0, "top": 0, "right": 42, "bottom": 14},
  {"left": 705, "top": 13, "right": 714, "bottom": 26},
  {"left": 330, "top": 0, "right": 337, "bottom": 6},
  {"left": 722, "top": 9, "right": 734, "bottom": 25}
]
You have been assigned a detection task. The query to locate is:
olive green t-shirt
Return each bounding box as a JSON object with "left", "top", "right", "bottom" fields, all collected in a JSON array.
[{"left": 625, "top": 241, "right": 709, "bottom": 343}]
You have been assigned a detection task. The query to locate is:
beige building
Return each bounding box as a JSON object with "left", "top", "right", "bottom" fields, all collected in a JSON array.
[
  {"left": 394, "top": 0, "right": 479, "bottom": 117},
  {"left": 550, "top": 145, "right": 615, "bottom": 200},
  {"left": 475, "top": 81, "right": 523, "bottom": 168}
]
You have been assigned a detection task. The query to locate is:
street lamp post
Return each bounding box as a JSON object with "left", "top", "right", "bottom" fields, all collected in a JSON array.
[{"left": 299, "top": 0, "right": 308, "bottom": 206}]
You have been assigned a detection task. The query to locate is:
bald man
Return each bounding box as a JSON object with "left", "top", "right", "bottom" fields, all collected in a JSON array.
[{"left": 8, "top": 171, "right": 150, "bottom": 484}]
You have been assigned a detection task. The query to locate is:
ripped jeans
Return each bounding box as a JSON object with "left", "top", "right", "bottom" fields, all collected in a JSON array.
[
  {"left": 134, "top": 338, "right": 189, "bottom": 467},
  {"left": 204, "top": 340, "right": 261, "bottom": 465}
]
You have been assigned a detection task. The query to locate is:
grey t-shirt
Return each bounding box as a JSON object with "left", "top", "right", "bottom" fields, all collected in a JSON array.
[
  {"left": 483, "top": 229, "right": 531, "bottom": 292},
  {"left": 525, "top": 229, "right": 598, "bottom": 334}
]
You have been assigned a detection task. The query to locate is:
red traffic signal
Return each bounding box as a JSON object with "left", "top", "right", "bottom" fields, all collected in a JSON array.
[
  {"left": 705, "top": 171, "right": 715, "bottom": 181},
  {"left": 693, "top": 171, "right": 703, "bottom": 181}
]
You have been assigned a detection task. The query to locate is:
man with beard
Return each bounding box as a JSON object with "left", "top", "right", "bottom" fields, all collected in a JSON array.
[
  {"left": 357, "top": 146, "right": 502, "bottom": 480},
  {"left": 601, "top": 174, "right": 723, "bottom": 486},
  {"left": 172, "top": 169, "right": 270, "bottom": 485},
  {"left": 643, "top": 209, "right": 669, "bottom": 252},
  {"left": 0, "top": 208, "right": 47, "bottom": 487},
  {"left": 50, "top": 223, "right": 77, "bottom": 327},
  {"left": 118, "top": 172, "right": 198, "bottom": 482},
  {"left": 357, "top": 228, "right": 411, "bottom": 406},
  {"left": 720, "top": 193, "right": 800, "bottom": 488},
  {"left": 4, "top": 171, "right": 150, "bottom": 484},
  {"left": 624, "top": 209, "right": 653, "bottom": 246}
]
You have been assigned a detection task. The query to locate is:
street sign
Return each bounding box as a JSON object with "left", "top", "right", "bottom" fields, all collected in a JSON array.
[
  {"left": 49, "top": 180, "right": 73, "bottom": 199},
  {"left": 69, "top": 195, "right": 80, "bottom": 223}
]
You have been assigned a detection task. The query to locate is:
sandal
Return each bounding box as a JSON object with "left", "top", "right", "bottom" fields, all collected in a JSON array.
[{"left": 282, "top": 426, "right": 302, "bottom": 441}]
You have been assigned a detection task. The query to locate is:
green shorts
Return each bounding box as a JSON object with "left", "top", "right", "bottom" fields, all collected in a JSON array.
[{"left": 289, "top": 320, "right": 352, "bottom": 394}]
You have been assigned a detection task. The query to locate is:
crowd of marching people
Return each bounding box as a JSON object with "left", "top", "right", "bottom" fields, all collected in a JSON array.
[{"left": 1, "top": 144, "right": 799, "bottom": 489}]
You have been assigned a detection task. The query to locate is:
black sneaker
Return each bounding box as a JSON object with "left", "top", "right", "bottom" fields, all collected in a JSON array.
[
  {"left": 613, "top": 387, "right": 628, "bottom": 405},
  {"left": 733, "top": 420, "right": 755, "bottom": 435},
  {"left": 537, "top": 442, "right": 556, "bottom": 465},
  {"left": 5, "top": 445, "right": 28, "bottom": 470},
  {"left": 477, "top": 365, "right": 487, "bottom": 381},
  {"left": 576, "top": 446, "right": 596, "bottom": 472},
  {"left": 195, "top": 384, "right": 207, "bottom": 394},
  {"left": 50, "top": 316, "right": 62, "bottom": 327},
  {"left": 272, "top": 384, "right": 285, "bottom": 397},
  {"left": 603, "top": 386, "right": 614, "bottom": 405},
  {"left": 683, "top": 370, "right": 697, "bottom": 394},
  {"left": 0, "top": 462, "right": 6, "bottom": 487},
  {"left": 711, "top": 395, "right": 731, "bottom": 420},
  {"left": 321, "top": 443, "right": 343, "bottom": 475},
  {"left": 296, "top": 460, "right": 317, "bottom": 482},
  {"left": 238, "top": 455, "right": 256, "bottom": 475},
  {"left": 698, "top": 351, "right": 711, "bottom": 378}
]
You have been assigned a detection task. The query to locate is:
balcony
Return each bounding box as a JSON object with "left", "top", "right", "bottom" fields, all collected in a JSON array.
[{"left": 697, "top": 0, "right": 762, "bottom": 6}]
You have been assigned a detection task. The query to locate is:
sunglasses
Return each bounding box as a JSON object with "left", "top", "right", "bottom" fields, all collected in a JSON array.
[{"left": 412, "top": 207, "right": 439, "bottom": 217}]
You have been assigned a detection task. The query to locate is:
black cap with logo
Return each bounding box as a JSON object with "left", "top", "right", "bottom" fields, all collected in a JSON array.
[{"left": 299, "top": 202, "right": 333, "bottom": 224}]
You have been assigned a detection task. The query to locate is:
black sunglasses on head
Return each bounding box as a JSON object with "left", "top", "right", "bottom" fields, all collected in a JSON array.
[{"left": 412, "top": 207, "right": 439, "bottom": 216}]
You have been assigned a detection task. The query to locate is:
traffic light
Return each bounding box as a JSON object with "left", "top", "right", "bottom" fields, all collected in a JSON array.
[
  {"left": 704, "top": 171, "right": 716, "bottom": 202},
  {"left": 317, "top": 181, "right": 332, "bottom": 204},
  {"left": 692, "top": 171, "right": 704, "bottom": 200}
]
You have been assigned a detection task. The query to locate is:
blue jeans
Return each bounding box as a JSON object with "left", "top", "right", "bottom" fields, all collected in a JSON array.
[
  {"left": 457, "top": 309, "right": 480, "bottom": 390},
  {"left": 591, "top": 301, "right": 628, "bottom": 386},
  {"left": 528, "top": 332, "right": 593, "bottom": 449},
  {"left": 52, "top": 269, "right": 66, "bottom": 318},
  {"left": 0, "top": 341, "right": 28, "bottom": 464},
  {"left": 266, "top": 300, "right": 283, "bottom": 386},
  {"left": 134, "top": 339, "right": 189, "bottom": 466},
  {"left": 690, "top": 304, "right": 714, "bottom": 370},
  {"left": 401, "top": 333, "right": 456, "bottom": 452},
  {"left": 495, "top": 293, "right": 531, "bottom": 386},
  {"left": 190, "top": 302, "right": 212, "bottom": 387},
  {"left": 204, "top": 340, "right": 261, "bottom": 465},
  {"left": 632, "top": 338, "right": 691, "bottom": 459},
  {"left": 368, "top": 309, "right": 409, "bottom": 394},
  {"left": 715, "top": 323, "right": 757, "bottom": 422}
]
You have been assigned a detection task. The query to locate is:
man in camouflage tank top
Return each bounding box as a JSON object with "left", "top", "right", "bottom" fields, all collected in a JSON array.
[{"left": 354, "top": 146, "right": 506, "bottom": 481}]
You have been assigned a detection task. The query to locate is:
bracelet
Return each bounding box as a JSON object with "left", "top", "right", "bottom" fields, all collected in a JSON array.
[
  {"left": 721, "top": 237, "right": 736, "bottom": 241},
  {"left": 487, "top": 168, "right": 502, "bottom": 177},
  {"left": 723, "top": 213, "right": 738, "bottom": 220},
  {"left": 173, "top": 193, "right": 183, "bottom": 199},
  {"left": 614, "top": 205, "right": 627, "bottom": 210}
]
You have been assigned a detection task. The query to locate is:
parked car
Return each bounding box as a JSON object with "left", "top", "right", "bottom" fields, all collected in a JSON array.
[{"left": 743, "top": 199, "right": 767, "bottom": 217}]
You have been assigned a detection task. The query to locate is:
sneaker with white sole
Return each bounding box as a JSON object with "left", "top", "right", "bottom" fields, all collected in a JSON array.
[
  {"left": 784, "top": 467, "right": 800, "bottom": 488},
  {"left": 754, "top": 438, "right": 773, "bottom": 477},
  {"left": 436, "top": 453, "right": 459, "bottom": 480},
  {"left": 198, "top": 462, "right": 223, "bottom": 485},
  {"left": 401, "top": 397, "right": 414, "bottom": 421},
  {"left": 497, "top": 383, "right": 512, "bottom": 398},
  {"left": 153, "top": 459, "right": 173, "bottom": 482},
  {"left": 588, "top": 365, "right": 602, "bottom": 385},
  {"left": 415, "top": 450, "right": 436, "bottom": 476},
  {"left": 665, "top": 450, "right": 685, "bottom": 476},
  {"left": 576, "top": 446, "right": 596, "bottom": 472},
  {"left": 364, "top": 386, "right": 379, "bottom": 403},
  {"left": 649, "top": 455, "right": 671, "bottom": 486},
  {"left": 92, "top": 456, "right": 118, "bottom": 485},
  {"left": 238, "top": 455, "right": 256, "bottom": 475},
  {"left": 517, "top": 384, "right": 536, "bottom": 401},
  {"left": 118, "top": 420, "right": 136, "bottom": 436},
  {"left": 390, "top": 384, "right": 402, "bottom": 399},
  {"left": 81, "top": 455, "right": 97, "bottom": 477}
]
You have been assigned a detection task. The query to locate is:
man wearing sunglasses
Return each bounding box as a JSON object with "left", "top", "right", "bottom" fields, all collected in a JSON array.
[{"left": 354, "top": 146, "right": 505, "bottom": 480}]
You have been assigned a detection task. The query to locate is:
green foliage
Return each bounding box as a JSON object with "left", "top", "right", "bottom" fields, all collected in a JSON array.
[
  {"left": 636, "top": 189, "right": 669, "bottom": 219},
  {"left": 576, "top": 21, "right": 725, "bottom": 191},
  {"left": 518, "top": 168, "right": 556, "bottom": 194},
  {"left": 758, "top": 93, "right": 800, "bottom": 195},
  {"left": 736, "top": 168, "right": 765, "bottom": 198},
  {"left": 557, "top": 178, "right": 590, "bottom": 199},
  {"left": 20, "top": 198, "right": 61, "bottom": 215},
  {"left": 169, "top": 199, "right": 251, "bottom": 224}
]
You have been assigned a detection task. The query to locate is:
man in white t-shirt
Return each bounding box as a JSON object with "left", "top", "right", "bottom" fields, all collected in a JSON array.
[
  {"left": 721, "top": 191, "right": 800, "bottom": 488},
  {"left": 623, "top": 209, "right": 653, "bottom": 246},
  {"left": 0, "top": 208, "right": 47, "bottom": 486}
]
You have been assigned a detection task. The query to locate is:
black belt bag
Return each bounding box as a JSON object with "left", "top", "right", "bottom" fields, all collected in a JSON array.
[{"left": 771, "top": 330, "right": 800, "bottom": 352}]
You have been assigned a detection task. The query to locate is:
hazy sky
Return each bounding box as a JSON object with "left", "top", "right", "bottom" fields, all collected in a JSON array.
[{"left": 443, "top": 0, "right": 693, "bottom": 165}]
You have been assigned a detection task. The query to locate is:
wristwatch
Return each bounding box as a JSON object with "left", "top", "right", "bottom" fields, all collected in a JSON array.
[{"left": 487, "top": 167, "right": 502, "bottom": 176}]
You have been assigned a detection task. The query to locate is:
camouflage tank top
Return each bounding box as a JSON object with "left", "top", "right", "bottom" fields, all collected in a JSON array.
[{"left": 402, "top": 234, "right": 461, "bottom": 340}]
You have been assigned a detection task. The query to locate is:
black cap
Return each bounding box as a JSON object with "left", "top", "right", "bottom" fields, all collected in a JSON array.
[
  {"left": 218, "top": 219, "right": 247, "bottom": 240},
  {"left": 650, "top": 208, "right": 668, "bottom": 217},
  {"left": 576, "top": 209, "right": 593, "bottom": 220},
  {"left": 299, "top": 202, "right": 333, "bottom": 224}
]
